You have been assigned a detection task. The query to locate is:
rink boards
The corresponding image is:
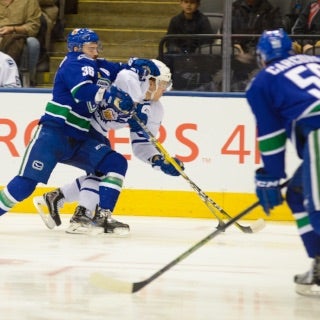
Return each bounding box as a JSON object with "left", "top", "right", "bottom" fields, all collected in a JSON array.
[{"left": 0, "top": 89, "right": 300, "bottom": 221}]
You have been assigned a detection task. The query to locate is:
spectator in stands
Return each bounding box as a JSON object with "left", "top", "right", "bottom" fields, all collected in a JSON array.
[
  {"left": 51, "top": 0, "right": 66, "bottom": 42},
  {"left": 0, "top": 0, "right": 41, "bottom": 86},
  {"left": 162, "top": 0, "right": 217, "bottom": 91},
  {"left": 0, "top": 51, "right": 22, "bottom": 87},
  {"left": 50, "top": 0, "right": 77, "bottom": 42},
  {"left": 166, "top": 0, "right": 213, "bottom": 54},
  {"left": 232, "top": 0, "right": 284, "bottom": 54},
  {"left": 37, "top": 0, "right": 59, "bottom": 71},
  {"left": 292, "top": 0, "right": 320, "bottom": 54},
  {"left": 230, "top": 0, "right": 285, "bottom": 91}
]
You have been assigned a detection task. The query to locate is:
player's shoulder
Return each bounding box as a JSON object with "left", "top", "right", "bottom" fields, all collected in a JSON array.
[
  {"left": 96, "top": 58, "right": 121, "bottom": 68},
  {"left": 0, "top": 52, "right": 16, "bottom": 66},
  {"left": 5, "top": 57, "right": 17, "bottom": 69},
  {"left": 245, "top": 69, "right": 268, "bottom": 94},
  {"left": 150, "top": 100, "right": 164, "bottom": 118},
  {"left": 97, "top": 58, "right": 123, "bottom": 79},
  {"left": 65, "top": 52, "right": 97, "bottom": 67},
  {"left": 249, "top": 68, "right": 269, "bottom": 85},
  {"left": 116, "top": 68, "right": 140, "bottom": 82},
  {"left": 77, "top": 54, "right": 97, "bottom": 66}
]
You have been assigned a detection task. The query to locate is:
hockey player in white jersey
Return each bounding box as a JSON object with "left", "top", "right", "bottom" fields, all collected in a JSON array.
[
  {"left": 0, "top": 51, "right": 21, "bottom": 87},
  {"left": 34, "top": 59, "right": 184, "bottom": 235}
]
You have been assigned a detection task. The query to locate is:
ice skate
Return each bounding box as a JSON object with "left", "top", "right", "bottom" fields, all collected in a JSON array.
[
  {"left": 294, "top": 256, "right": 320, "bottom": 297},
  {"left": 33, "top": 188, "right": 64, "bottom": 229},
  {"left": 66, "top": 206, "right": 104, "bottom": 235},
  {"left": 93, "top": 207, "right": 130, "bottom": 236}
]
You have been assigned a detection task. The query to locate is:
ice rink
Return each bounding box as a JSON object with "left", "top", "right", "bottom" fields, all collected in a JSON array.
[{"left": 0, "top": 213, "right": 318, "bottom": 320}]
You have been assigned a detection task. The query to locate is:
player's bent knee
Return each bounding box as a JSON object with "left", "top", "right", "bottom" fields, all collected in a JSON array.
[
  {"left": 309, "top": 211, "right": 320, "bottom": 235},
  {"left": 7, "top": 176, "right": 38, "bottom": 201},
  {"left": 286, "top": 185, "right": 304, "bottom": 212},
  {"left": 96, "top": 151, "right": 128, "bottom": 176}
]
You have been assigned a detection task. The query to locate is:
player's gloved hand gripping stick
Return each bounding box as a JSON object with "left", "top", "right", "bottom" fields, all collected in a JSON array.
[
  {"left": 255, "top": 168, "right": 284, "bottom": 214},
  {"left": 131, "top": 113, "right": 266, "bottom": 234}
]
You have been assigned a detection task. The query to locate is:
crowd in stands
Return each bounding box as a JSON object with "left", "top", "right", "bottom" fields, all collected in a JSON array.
[
  {"left": 0, "top": 0, "right": 41, "bottom": 86},
  {"left": 1, "top": 0, "right": 320, "bottom": 90},
  {"left": 230, "top": 0, "right": 286, "bottom": 91},
  {"left": 160, "top": 0, "right": 320, "bottom": 92},
  {"left": 292, "top": 0, "right": 320, "bottom": 54},
  {"left": 0, "top": 0, "right": 66, "bottom": 87},
  {"left": 161, "top": 0, "right": 216, "bottom": 90}
]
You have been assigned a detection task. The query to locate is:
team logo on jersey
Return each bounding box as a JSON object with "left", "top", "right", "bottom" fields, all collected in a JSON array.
[
  {"left": 101, "top": 108, "right": 117, "bottom": 121},
  {"left": 32, "top": 160, "right": 44, "bottom": 171}
]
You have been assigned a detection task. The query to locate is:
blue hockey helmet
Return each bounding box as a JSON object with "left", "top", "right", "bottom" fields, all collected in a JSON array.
[
  {"left": 256, "top": 29, "right": 293, "bottom": 64},
  {"left": 67, "top": 28, "right": 99, "bottom": 52}
]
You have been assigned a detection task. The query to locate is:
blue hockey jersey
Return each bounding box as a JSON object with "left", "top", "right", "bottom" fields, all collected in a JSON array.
[
  {"left": 246, "top": 54, "right": 320, "bottom": 178},
  {"left": 39, "top": 52, "right": 123, "bottom": 140}
]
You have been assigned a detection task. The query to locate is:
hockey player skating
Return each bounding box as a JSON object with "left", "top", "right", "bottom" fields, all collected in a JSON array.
[
  {"left": 246, "top": 28, "right": 320, "bottom": 297},
  {"left": 34, "top": 59, "right": 184, "bottom": 235},
  {"left": 0, "top": 28, "right": 138, "bottom": 222}
]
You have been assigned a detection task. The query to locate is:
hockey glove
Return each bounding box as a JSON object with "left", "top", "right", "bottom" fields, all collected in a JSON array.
[
  {"left": 128, "top": 102, "right": 150, "bottom": 132},
  {"left": 255, "top": 168, "right": 283, "bottom": 215},
  {"left": 127, "top": 57, "right": 160, "bottom": 80},
  {"left": 104, "top": 85, "right": 134, "bottom": 114},
  {"left": 151, "top": 155, "right": 184, "bottom": 177}
]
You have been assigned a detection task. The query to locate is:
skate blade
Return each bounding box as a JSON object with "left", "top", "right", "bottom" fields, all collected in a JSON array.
[
  {"left": 296, "top": 283, "right": 320, "bottom": 297},
  {"left": 106, "top": 227, "right": 130, "bottom": 237},
  {"left": 66, "top": 223, "right": 104, "bottom": 235},
  {"left": 33, "top": 196, "right": 56, "bottom": 230}
]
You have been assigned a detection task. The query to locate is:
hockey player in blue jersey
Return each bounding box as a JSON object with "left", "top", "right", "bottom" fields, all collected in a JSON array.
[
  {"left": 34, "top": 59, "right": 184, "bottom": 235},
  {"left": 0, "top": 28, "right": 161, "bottom": 227},
  {"left": 246, "top": 29, "right": 320, "bottom": 297}
]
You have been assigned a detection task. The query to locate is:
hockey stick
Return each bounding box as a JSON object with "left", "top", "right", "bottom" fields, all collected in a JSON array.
[
  {"left": 131, "top": 114, "right": 264, "bottom": 233},
  {"left": 90, "top": 199, "right": 263, "bottom": 294},
  {"left": 90, "top": 182, "right": 289, "bottom": 293}
]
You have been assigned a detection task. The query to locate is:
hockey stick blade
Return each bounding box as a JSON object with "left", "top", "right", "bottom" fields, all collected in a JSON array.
[
  {"left": 199, "top": 190, "right": 265, "bottom": 234},
  {"left": 90, "top": 272, "right": 134, "bottom": 293},
  {"left": 242, "top": 218, "right": 266, "bottom": 233},
  {"left": 233, "top": 180, "right": 290, "bottom": 233},
  {"left": 89, "top": 200, "right": 263, "bottom": 294},
  {"left": 133, "top": 114, "right": 269, "bottom": 234},
  {"left": 132, "top": 114, "right": 261, "bottom": 233}
]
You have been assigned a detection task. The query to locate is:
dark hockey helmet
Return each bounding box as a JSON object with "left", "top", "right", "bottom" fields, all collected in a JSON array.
[
  {"left": 67, "top": 28, "right": 99, "bottom": 52},
  {"left": 256, "top": 29, "right": 293, "bottom": 65}
]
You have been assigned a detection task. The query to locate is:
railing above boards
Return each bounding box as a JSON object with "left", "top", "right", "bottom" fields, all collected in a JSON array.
[
  {"left": 158, "top": 34, "right": 320, "bottom": 59},
  {"left": 157, "top": 34, "right": 320, "bottom": 92}
]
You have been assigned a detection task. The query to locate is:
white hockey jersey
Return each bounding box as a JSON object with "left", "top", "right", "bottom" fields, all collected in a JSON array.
[
  {"left": 90, "top": 68, "right": 164, "bottom": 163},
  {"left": 0, "top": 52, "right": 21, "bottom": 88}
]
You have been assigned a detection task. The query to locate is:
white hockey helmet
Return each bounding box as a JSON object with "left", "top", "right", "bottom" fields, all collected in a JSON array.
[{"left": 151, "top": 59, "right": 172, "bottom": 91}]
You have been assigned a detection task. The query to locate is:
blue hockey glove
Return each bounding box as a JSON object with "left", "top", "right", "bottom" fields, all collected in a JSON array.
[
  {"left": 255, "top": 168, "right": 283, "bottom": 215},
  {"left": 151, "top": 155, "right": 184, "bottom": 177},
  {"left": 127, "top": 57, "right": 160, "bottom": 80},
  {"left": 104, "top": 85, "right": 134, "bottom": 114},
  {"left": 128, "top": 103, "right": 150, "bottom": 132}
]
